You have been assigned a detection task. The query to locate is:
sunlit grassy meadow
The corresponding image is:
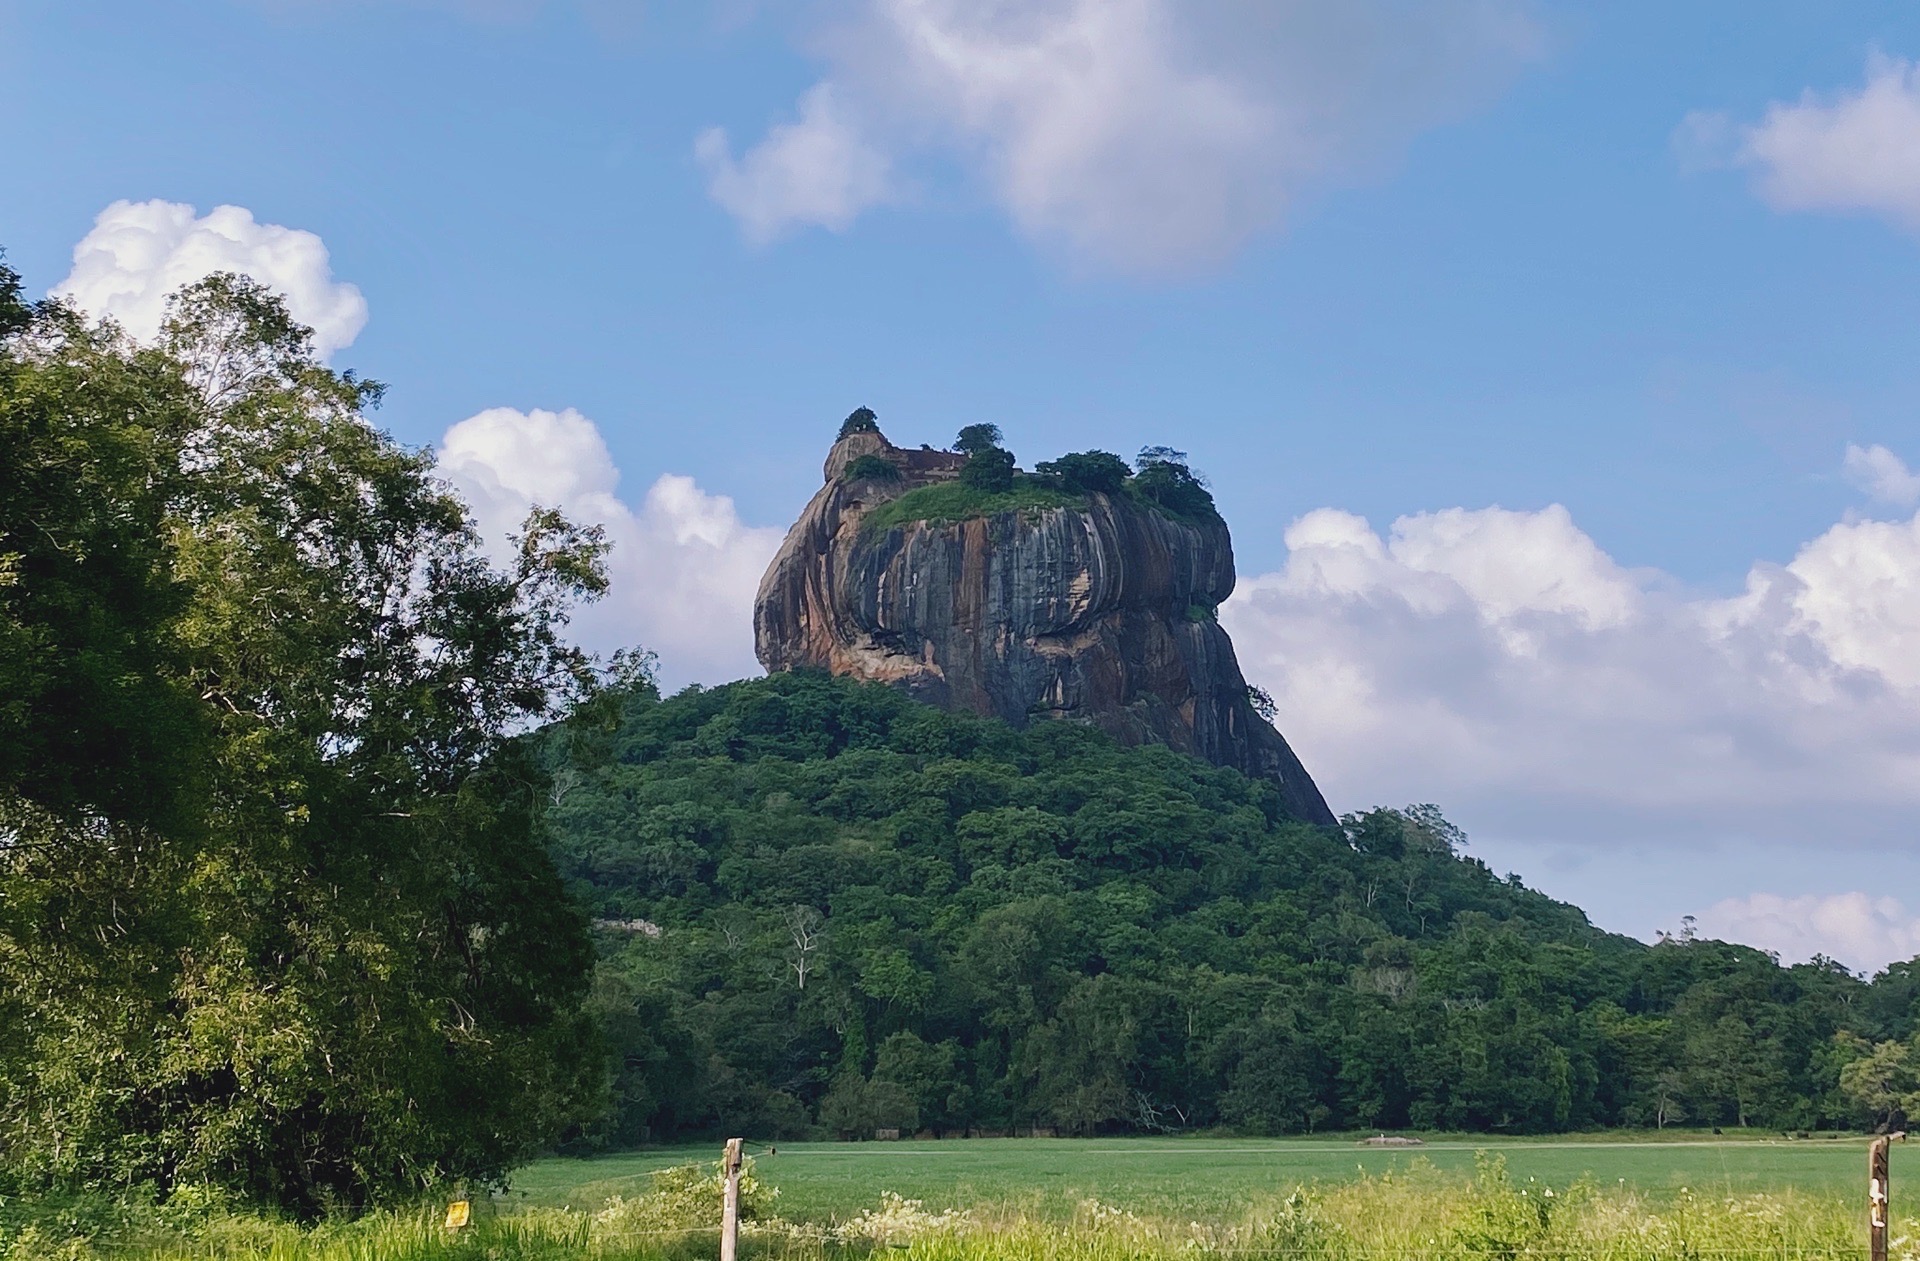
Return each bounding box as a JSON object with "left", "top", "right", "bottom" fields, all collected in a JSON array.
[
  {"left": 3, "top": 1133, "right": 1900, "bottom": 1260},
  {"left": 514, "top": 1132, "right": 1871, "bottom": 1222}
]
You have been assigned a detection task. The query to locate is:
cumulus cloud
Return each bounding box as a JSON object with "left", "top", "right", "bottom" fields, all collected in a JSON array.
[
  {"left": 1227, "top": 492, "right": 1920, "bottom": 964},
  {"left": 436, "top": 407, "right": 783, "bottom": 688},
  {"left": 1221, "top": 487, "right": 1920, "bottom": 849},
  {"left": 1846, "top": 442, "right": 1920, "bottom": 507},
  {"left": 1684, "top": 53, "right": 1920, "bottom": 233},
  {"left": 697, "top": 84, "right": 899, "bottom": 243},
  {"left": 1695, "top": 892, "right": 1920, "bottom": 973},
  {"left": 701, "top": 0, "right": 1543, "bottom": 272},
  {"left": 53, "top": 200, "right": 368, "bottom": 358}
]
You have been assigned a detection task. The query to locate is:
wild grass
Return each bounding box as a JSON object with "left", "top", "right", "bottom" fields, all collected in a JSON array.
[
  {"left": 0, "top": 1154, "right": 1888, "bottom": 1260},
  {"left": 860, "top": 480, "right": 1087, "bottom": 534}
]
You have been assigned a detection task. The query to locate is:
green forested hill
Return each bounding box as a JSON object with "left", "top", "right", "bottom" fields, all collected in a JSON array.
[{"left": 538, "top": 671, "right": 1898, "bottom": 1145}]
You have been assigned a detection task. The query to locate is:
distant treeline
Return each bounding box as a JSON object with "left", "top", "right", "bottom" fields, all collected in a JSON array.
[{"left": 542, "top": 669, "right": 1920, "bottom": 1145}]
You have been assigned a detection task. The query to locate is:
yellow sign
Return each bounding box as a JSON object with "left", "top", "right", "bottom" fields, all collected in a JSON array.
[{"left": 444, "top": 1200, "right": 471, "bottom": 1229}]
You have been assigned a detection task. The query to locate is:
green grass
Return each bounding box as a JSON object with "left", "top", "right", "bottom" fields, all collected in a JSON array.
[
  {"left": 860, "top": 480, "right": 1086, "bottom": 535},
  {"left": 512, "top": 1133, "right": 1871, "bottom": 1224},
  {"left": 856, "top": 474, "right": 1226, "bottom": 536},
  {"left": 2, "top": 1140, "right": 1888, "bottom": 1260}
]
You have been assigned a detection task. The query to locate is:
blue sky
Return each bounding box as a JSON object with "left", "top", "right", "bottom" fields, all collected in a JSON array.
[{"left": 8, "top": 0, "right": 1920, "bottom": 967}]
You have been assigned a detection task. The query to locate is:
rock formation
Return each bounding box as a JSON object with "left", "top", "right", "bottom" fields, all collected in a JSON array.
[{"left": 754, "top": 425, "right": 1337, "bottom": 826}]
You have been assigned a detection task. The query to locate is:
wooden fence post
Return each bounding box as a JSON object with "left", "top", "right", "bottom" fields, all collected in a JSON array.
[
  {"left": 1871, "top": 1131, "right": 1907, "bottom": 1261},
  {"left": 721, "top": 1137, "right": 744, "bottom": 1261}
]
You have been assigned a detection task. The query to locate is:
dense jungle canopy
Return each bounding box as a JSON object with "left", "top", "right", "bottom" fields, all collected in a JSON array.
[{"left": 542, "top": 669, "right": 1920, "bottom": 1146}]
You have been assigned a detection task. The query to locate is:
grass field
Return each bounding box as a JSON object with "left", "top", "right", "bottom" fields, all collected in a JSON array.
[
  {"left": 4, "top": 1135, "right": 1883, "bottom": 1259},
  {"left": 512, "top": 1133, "right": 1873, "bottom": 1223}
]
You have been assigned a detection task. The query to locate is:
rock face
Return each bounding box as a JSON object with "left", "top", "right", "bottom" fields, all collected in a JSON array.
[{"left": 754, "top": 427, "right": 1337, "bottom": 826}]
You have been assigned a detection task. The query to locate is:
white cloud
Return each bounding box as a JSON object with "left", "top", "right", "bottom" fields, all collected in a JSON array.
[
  {"left": 1778, "top": 511, "right": 1920, "bottom": 690},
  {"left": 1221, "top": 490, "right": 1920, "bottom": 850},
  {"left": 1694, "top": 892, "right": 1920, "bottom": 973},
  {"left": 701, "top": 0, "right": 1542, "bottom": 272},
  {"left": 1845, "top": 442, "right": 1920, "bottom": 506},
  {"left": 697, "top": 83, "right": 899, "bottom": 243},
  {"left": 437, "top": 407, "right": 783, "bottom": 688},
  {"left": 1688, "top": 54, "right": 1920, "bottom": 233},
  {"left": 53, "top": 200, "right": 368, "bottom": 358}
]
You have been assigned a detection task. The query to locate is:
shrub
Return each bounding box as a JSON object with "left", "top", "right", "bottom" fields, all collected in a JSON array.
[
  {"left": 593, "top": 1157, "right": 778, "bottom": 1236},
  {"left": 842, "top": 454, "right": 900, "bottom": 482},
  {"left": 1447, "top": 1154, "right": 1554, "bottom": 1257}
]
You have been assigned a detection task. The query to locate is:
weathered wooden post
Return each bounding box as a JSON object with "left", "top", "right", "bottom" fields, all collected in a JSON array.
[
  {"left": 721, "top": 1136, "right": 744, "bottom": 1261},
  {"left": 1871, "top": 1131, "right": 1907, "bottom": 1261}
]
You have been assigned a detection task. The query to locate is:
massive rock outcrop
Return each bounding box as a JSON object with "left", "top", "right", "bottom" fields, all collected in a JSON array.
[{"left": 755, "top": 426, "right": 1336, "bottom": 826}]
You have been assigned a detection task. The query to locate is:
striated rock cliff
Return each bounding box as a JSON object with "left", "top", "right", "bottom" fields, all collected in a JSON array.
[{"left": 755, "top": 426, "right": 1336, "bottom": 826}]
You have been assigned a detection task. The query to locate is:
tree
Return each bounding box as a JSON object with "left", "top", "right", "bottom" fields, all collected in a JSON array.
[
  {"left": 1840, "top": 1038, "right": 1920, "bottom": 1131},
  {"left": 959, "top": 447, "right": 1016, "bottom": 493},
  {"left": 1034, "top": 450, "right": 1130, "bottom": 495},
  {"left": 1401, "top": 804, "right": 1469, "bottom": 856},
  {"left": 787, "top": 905, "right": 825, "bottom": 990},
  {"left": 1017, "top": 974, "right": 1154, "bottom": 1134},
  {"left": 1132, "top": 447, "right": 1217, "bottom": 520},
  {"left": 0, "top": 272, "right": 610, "bottom": 1213},
  {"left": 1653, "top": 1068, "right": 1688, "bottom": 1129},
  {"left": 953, "top": 423, "right": 1003, "bottom": 457},
  {"left": 874, "top": 1032, "right": 969, "bottom": 1135},
  {"left": 838, "top": 407, "right": 880, "bottom": 439},
  {"left": 1214, "top": 1009, "right": 1332, "bottom": 1133},
  {"left": 818, "top": 1072, "right": 918, "bottom": 1139}
]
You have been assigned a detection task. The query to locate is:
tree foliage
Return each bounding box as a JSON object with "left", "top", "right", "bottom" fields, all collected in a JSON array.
[
  {"left": 1133, "top": 447, "right": 1218, "bottom": 521},
  {"left": 0, "top": 258, "right": 202, "bottom": 830},
  {"left": 958, "top": 447, "right": 1017, "bottom": 493},
  {"left": 837, "top": 407, "right": 880, "bottom": 440},
  {"left": 856, "top": 425, "right": 1215, "bottom": 531},
  {"left": 1838, "top": 1034, "right": 1920, "bottom": 1130},
  {"left": 0, "top": 271, "right": 609, "bottom": 1212},
  {"left": 954, "top": 424, "right": 1017, "bottom": 492},
  {"left": 952, "top": 424, "right": 1003, "bottom": 457},
  {"left": 540, "top": 670, "right": 1901, "bottom": 1143},
  {"left": 1035, "top": 450, "right": 1131, "bottom": 496},
  {"left": 842, "top": 453, "right": 900, "bottom": 483}
]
